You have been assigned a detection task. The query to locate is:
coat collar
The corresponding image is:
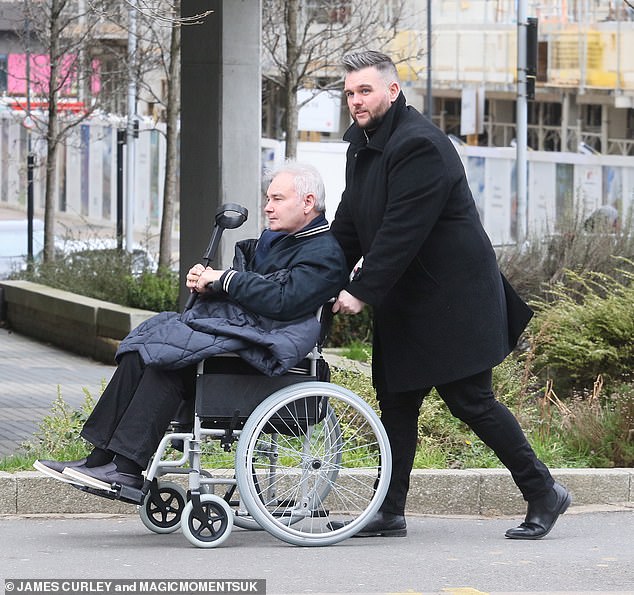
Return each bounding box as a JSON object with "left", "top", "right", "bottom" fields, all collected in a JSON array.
[
  {"left": 293, "top": 213, "right": 330, "bottom": 239},
  {"left": 343, "top": 91, "right": 407, "bottom": 151},
  {"left": 261, "top": 214, "right": 329, "bottom": 243}
]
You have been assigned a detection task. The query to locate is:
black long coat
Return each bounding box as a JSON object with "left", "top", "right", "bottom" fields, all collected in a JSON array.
[{"left": 330, "top": 93, "right": 532, "bottom": 392}]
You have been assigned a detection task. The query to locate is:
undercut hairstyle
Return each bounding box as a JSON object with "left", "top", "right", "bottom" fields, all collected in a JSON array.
[
  {"left": 266, "top": 161, "right": 327, "bottom": 213},
  {"left": 342, "top": 50, "right": 399, "bottom": 83}
]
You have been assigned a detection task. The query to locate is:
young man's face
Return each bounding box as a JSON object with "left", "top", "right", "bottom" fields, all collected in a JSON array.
[
  {"left": 264, "top": 172, "right": 315, "bottom": 234},
  {"left": 344, "top": 66, "right": 400, "bottom": 130}
]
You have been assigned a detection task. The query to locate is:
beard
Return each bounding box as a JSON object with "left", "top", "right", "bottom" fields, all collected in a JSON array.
[
  {"left": 354, "top": 113, "right": 384, "bottom": 131},
  {"left": 352, "top": 98, "right": 392, "bottom": 131}
]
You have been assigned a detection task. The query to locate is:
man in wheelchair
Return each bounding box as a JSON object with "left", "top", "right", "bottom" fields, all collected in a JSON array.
[{"left": 34, "top": 161, "right": 349, "bottom": 499}]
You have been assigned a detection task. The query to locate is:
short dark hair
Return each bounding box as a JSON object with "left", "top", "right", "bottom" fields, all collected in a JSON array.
[{"left": 342, "top": 50, "right": 399, "bottom": 82}]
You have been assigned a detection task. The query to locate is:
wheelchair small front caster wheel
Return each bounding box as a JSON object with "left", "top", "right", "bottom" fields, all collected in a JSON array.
[
  {"left": 181, "top": 494, "right": 234, "bottom": 548},
  {"left": 139, "top": 481, "right": 187, "bottom": 534}
]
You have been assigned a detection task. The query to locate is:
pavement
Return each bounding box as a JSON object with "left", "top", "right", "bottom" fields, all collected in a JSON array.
[
  {"left": 0, "top": 326, "right": 116, "bottom": 457},
  {"left": 1, "top": 510, "right": 634, "bottom": 594}
]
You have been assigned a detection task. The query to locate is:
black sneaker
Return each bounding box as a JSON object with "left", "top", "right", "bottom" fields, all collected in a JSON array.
[
  {"left": 63, "top": 462, "right": 144, "bottom": 492},
  {"left": 33, "top": 459, "right": 88, "bottom": 484}
]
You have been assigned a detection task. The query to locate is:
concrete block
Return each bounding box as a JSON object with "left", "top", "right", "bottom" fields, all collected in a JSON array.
[
  {"left": 549, "top": 468, "right": 632, "bottom": 506},
  {"left": 93, "top": 336, "right": 120, "bottom": 365},
  {"left": 407, "top": 469, "right": 481, "bottom": 515},
  {"left": 15, "top": 472, "right": 134, "bottom": 515},
  {"left": 2, "top": 281, "right": 103, "bottom": 324},
  {"left": 0, "top": 471, "right": 17, "bottom": 514},
  {"left": 0, "top": 280, "right": 156, "bottom": 364},
  {"left": 1, "top": 281, "right": 100, "bottom": 357},
  {"left": 475, "top": 468, "right": 633, "bottom": 516},
  {"left": 476, "top": 468, "right": 525, "bottom": 515},
  {"left": 97, "top": 306, "right": 155, "bottom": 341}
]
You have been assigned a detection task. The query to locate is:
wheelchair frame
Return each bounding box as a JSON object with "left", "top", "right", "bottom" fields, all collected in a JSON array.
[
  {"left": 82, "top": 308, "right": 392, "bottom": 548},
  {"left": 140, "top": 339, "right": 391, "bottom": 547}
]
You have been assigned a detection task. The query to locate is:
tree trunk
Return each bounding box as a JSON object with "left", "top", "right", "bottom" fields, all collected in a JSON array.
[
  {"left": 43, "top": 0, "right": 62, "bottom": 263},
  {"left": 284, "top": 73, "right": 299, "bottom": 159},
  {"left": 284, "top": 0, "right": 299, "bottom": 159},
  {"left": 158, "top": 2, "right": 181, "bottom": 271}
]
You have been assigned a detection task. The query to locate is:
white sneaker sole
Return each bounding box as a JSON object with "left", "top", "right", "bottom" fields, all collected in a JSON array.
[
  {"left": 62, "top": 468, "right": 115, "bottom": 492},
  {"left": 33, "top": 461, "right": 83, "bottom": 485}
]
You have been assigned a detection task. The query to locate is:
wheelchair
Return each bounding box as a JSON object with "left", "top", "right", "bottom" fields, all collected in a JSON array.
[{"left": 128, "top": 307, "right": 391, "bottom": 548}]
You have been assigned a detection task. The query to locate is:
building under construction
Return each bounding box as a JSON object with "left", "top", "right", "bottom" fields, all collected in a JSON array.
[{"left": 403, "top": 0, "right": 634, "bottom": 155}]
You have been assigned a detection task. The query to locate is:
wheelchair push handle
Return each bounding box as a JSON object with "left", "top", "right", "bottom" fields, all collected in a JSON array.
[{"left": 183, "top": 203, "right": 249, "bottom": 312}]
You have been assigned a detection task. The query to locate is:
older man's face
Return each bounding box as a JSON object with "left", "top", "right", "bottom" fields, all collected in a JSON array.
[{"left": 264, "top": 172, "right": 314, "bottom": 234}]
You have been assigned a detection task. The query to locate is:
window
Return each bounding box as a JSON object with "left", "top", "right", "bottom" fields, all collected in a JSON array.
[{"left": 305, "top": 1, "right": 351, "bottom": 25}]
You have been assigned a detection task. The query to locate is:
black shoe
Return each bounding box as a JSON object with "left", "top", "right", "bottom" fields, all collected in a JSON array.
[
  {"left": 505, "top": 482, "right": 572, "bottom": 540},
  {"left": 329, "top": 511, "right": 407, "bottom": 537},
  {"left": 33, "top": 459, "right": 87, "bottom": 484},
  {"left": 62, "top": 462, "right": 144, "bottom": 492}
]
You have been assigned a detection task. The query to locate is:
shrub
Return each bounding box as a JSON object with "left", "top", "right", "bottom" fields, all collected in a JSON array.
[
  {"left": 526, "top": 262, "right": 634, "bottom": 392},
  {"left": 19, "top": 387, "right": 96, "bottom": 462},
  {"left": 327, "top": 308, "right": 373, "bottom": 347},
  {"left": 126, "top": 268, "right": 179, "bottom": 311},
  {"left": 20, "top": 243, "right": 179, "bottom": 313},
  {"left": 498, "top": 208, "right": 634, "bottom": 303},
  {"left": 532, "top": 376, "right": 634, "bottom": 468},
  {"left": 24, "top": 250, "right": 135, "bottom": 304}
]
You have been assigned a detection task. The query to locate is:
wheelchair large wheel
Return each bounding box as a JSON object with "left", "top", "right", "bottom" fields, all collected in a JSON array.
[
  {"left": 233, "top": 402, "right": 342, "bottom": 533},
  {"left": 139, "top": 481, "right": 186, "bottom": 534},
  {"left": 181, "top": 494, "right": 234, "bottom": 548},
  {"left": 235, "top": 381, "right": 391, "bottom": 546}
]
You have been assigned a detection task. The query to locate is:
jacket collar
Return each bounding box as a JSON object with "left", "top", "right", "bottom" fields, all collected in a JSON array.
[
  {"left": 236, "top": 214, "right": 330, "bottom": 270},
  {"left": 293, "top": 213, "right": 330, "bottom": 239},
  {"left": 343, "top": 91, "right": 407, "bottom": 151},
  {"left": 261, "top": 214, "right": 329, "bottom": 244}
]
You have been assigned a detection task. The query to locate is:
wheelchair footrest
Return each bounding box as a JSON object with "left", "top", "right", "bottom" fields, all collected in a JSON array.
[{"left": 72, "top": 483, "right": 144, "bottom": 505}]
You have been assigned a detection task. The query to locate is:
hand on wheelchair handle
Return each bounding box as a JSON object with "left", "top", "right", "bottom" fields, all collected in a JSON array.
[{"left": 332, "top": 290, "right": 366, "bottom": 315}]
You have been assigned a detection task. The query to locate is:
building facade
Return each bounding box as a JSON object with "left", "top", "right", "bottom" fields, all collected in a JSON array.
[{"left": 399, "top": 0, "right": 634, "bottom": 155}]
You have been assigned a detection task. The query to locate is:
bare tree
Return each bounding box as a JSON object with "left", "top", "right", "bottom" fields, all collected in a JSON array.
[
  {"left": 156, "top": 7, "right": 180, "bottom": 271},
  {"left": 22, "top": 0, "right": 209, "bottom": 268},
  {"left": 20, "top": 0, "right": 120, "bottom": 262},
  {"left": 95, "top": 0, "right": 209, "bottom": 271},
  {"left": 262, "top": 0, "right": 423, "bottom": 158}
]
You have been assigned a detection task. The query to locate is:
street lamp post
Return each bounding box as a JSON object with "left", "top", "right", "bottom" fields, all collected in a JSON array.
[
  {"left": 516, "top": 0, "right": 528, "bottom": 244},
  {"left": 426, "top": 0, "right": 432, "bottom": 120},
  {"left": 25, "top": 4, "right": 35, "bottom": 268},
  {"left": 125, "top": 0, "right": 137, "bottom": 253}
]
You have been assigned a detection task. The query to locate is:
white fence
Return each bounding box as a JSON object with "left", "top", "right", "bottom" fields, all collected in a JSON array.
[
  {"left": 3, "top": 112, "right": 634, "bottom": 249},
  {"left": 284, "top": 140, "right": 634, "bottom": 246}
]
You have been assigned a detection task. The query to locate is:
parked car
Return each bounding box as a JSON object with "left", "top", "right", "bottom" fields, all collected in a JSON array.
[
  {"left": 0, "top": 219, "right": 44, "bottom": 279},
  {"left": 38, "top": 238, "right": 158, "bottom": 277}
]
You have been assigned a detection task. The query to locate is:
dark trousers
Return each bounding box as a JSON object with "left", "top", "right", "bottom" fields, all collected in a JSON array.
[
  {"left": 81, "top": 352, "right": 196, "bottom": 468},
  {"left": 378, "top": 368, "right": 554, "bottom": 516}
]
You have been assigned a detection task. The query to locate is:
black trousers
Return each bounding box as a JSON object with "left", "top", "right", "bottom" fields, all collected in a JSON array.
[
  {"left": 378, "top": 368, "right": 554, "bottom": 516},
  {"left": 81, "top": 352, "right": 196, "bottom": 468}
]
